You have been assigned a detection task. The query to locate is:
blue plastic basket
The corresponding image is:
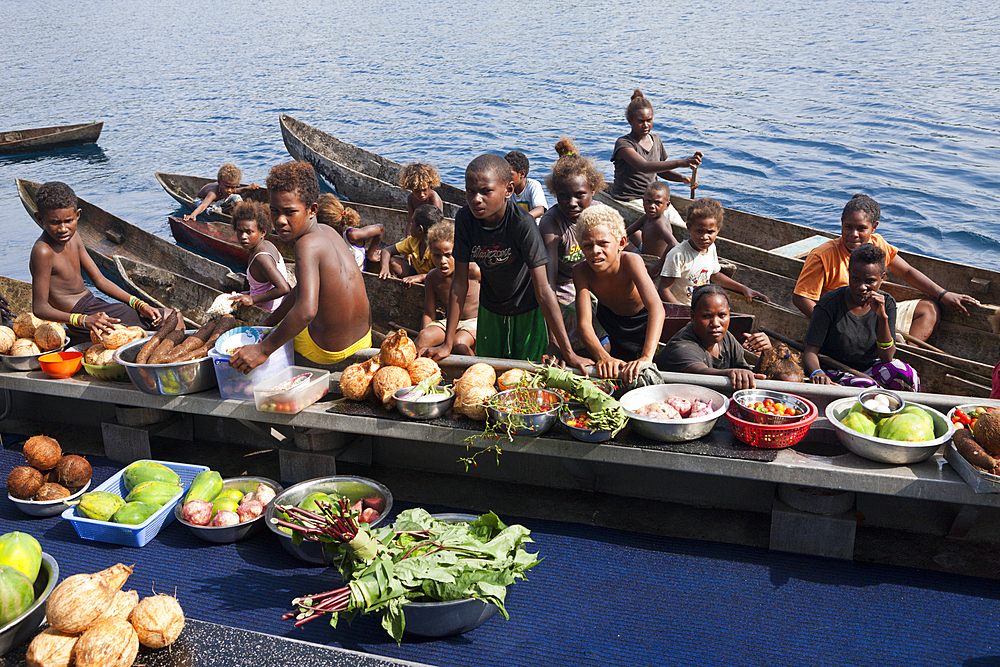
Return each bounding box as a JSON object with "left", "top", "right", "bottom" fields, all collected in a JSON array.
[{"left": 61, "top": 459, "right": 209, "bottom": 548}]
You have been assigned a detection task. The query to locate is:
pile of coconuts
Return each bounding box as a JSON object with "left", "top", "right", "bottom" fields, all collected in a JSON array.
[
  {"left": 6, "top": 436, "right": 92, "bottom": 502},
  {"left": 26, "top": 563, "right": 184, "bottom": 667}
]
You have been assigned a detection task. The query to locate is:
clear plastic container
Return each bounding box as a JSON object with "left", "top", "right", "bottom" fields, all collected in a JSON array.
[
  {"left": 210, "top": 327, "right": 294, "bottom": 401},
  {"left": 253, "top": 366, "right": 330, "bottom": 413}
]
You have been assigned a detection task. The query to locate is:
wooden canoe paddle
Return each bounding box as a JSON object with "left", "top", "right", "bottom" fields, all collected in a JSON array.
[{"left": 689, "top": 165, "right": 698, "bottom": 199}]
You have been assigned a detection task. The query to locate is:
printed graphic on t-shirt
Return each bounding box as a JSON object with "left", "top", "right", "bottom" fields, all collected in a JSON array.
[
  {"left": 562, "top": 242, "right": 582, "bottom": 265},
  {"left": 688, "top": 268, "right": 712, "bottom": 299},
  {"left": 469, "top": 244, "right": 513, "bottom": 268}
]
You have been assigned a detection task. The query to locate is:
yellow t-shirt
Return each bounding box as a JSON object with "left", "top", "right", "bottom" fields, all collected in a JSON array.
[
  {"left": 793, "top": 234, "right": 898, "bottom": 301},
  {"left": 394, "top": 236, "right": 434, "bottom": 275}
]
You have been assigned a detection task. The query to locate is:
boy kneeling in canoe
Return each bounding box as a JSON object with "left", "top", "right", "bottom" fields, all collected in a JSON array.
[
  {"left": 230, "top": 161, "right": 371, "bottom": 372},
  {"left": 29, "top": 181, "right": 163, "bottom": 343}
]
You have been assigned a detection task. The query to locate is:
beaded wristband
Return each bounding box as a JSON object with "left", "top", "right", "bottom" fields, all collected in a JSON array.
[
  {"left": 128, "top": 296, "right": 148, "bottom": 311},
  {"left": 69, "top": 313, "right": 84, "bottom": 328},
  {"left": 936, "top": 289, "right": 948, "bottom": 303},
  {"left": 876, "top": 340, "right": 894, "bottom": 349}
]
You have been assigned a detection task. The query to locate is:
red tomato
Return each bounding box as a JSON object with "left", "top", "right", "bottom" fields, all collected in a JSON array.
[{"left": 764, "top": 399, "right": 774, "bottom": 407}]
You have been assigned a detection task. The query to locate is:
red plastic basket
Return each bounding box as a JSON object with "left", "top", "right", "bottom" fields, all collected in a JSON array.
[{"left": 725, "top": 395, "right": 818, "bottom": 449}]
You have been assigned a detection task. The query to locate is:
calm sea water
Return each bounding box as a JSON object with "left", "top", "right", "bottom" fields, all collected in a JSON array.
[{"left": 2, "top": 0, "right": 998, "bottom": 284}]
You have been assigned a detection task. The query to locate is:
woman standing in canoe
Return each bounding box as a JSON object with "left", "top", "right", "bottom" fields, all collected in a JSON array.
[{"left": 608, "top": 89, "right": 703, "bottom": 203}]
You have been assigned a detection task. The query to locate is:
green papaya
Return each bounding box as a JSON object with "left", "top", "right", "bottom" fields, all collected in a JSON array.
[
  {"left": 125, "top": 481, "right": 182, "bottom": 506},
  {"left": 842, "top": 411, "right": 877, "bottom": 437},
  {"left": 215, "top": 488, "right": 244, "bottom": 505},
  {"left": 112, "top": 501, "right": 160, "bottom": 525},
  {"left": 211, "top": 497, "right": 239, "bottom": 518},
  {"left": 876, "top": 413, "right": 936, "bottom": 442},
  {"left": 298, "top": 492, "right": 332, "bottom": 513},
  {"left": 77, "top": 491, "right": 126, "bottom": 521},
  {"left": 0, "top": 532, "right": 42, "bottom": 584},
  {"left": 183, "top": 470, "right": 223, "bottom": 505},
  {"left": 898, "top": 405, "right": 934, "bottom": 429},
  {"left": 0, "top": 565, "right": 35, "bottom": 626},
  {"left": 123, "top": 461, "right": 180, "bottom": 491}
]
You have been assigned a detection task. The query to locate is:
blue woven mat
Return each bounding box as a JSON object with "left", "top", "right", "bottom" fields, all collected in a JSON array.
[{"left": 2, "top": 440, "right": 1000, "bottom": 667}]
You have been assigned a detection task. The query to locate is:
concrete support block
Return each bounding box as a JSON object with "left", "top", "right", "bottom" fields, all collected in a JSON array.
[
  {"left": 279, "top": 448, "right": 340, "bottom": 483},
  {"left": 292, "top": 427, "right": 353, "bottom": 451},
  {"left": 100, "top": 414, "right": 191, "bottom": 463},
  {"left": 770, "top": 497, "right": 857, "bottom": 560},
  {"left": 114, "top": 405, "right": 169, "bottom": 427},
  {"left": 778, "top": 484, "right": 855, "bottom": 516}
]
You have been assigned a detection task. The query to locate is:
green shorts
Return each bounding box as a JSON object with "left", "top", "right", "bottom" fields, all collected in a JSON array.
[{"left": 476, "top": 306, "right": 548, "bottom": 362}]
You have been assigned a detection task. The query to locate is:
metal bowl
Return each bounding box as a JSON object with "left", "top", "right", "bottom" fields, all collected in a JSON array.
[
  {"left": 559, "top": 409, "right": 614, "bottom": 443},
  {"left": 1, "top": 339, "right": 69, "bottom": 372},
  {"left": 732, "top": 389, "right": 810, "bottom": 425},
  {"left": 8, "top": 479, "right": 91, "bottom": 517},
  {"left": 486, "top": 388, "right": 563, "bottom": 436},
  {"left": 174, "top": 476, "right": 283, "bottom": 543},
  {"left": 113, "top": 333, "right": 217, "bottom": 395},
  {"left": 394, "top": 386, "right": 455, "bottom": 420},
  {"left": 826, "top": 396, "right": 955, "bottom": 465},
  {"left": 619, "top": 384, "right": 729, "bottom": 443},
  {"left": 946, "top": 403, "right": 1000, "bottom": 429},
  {"left": 265, "top": 476, "right": 393, "bottom": 565},
  {"left": 857, "top": 388, "right": 904, "bottom": 419},
  {"left": 402, "top": 513, "right": 500, "bottom": 637},
  {"left": 0, "top": 552, "right": 58, "bottom": 657}
]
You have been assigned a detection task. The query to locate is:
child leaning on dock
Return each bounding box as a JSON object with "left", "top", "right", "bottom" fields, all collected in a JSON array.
[
  {"left": 572, "top": 204, "right": 664, "bottom": 384},
  {"left": 183, "top": 163, "right": 259, "bottom": 221},
  {"left": 229, "top": 161, "right": 371, "bottom": 373},
  {"left": 227, "top": 201, "right": 290, "bottom": 312},
  {"left": 415, "top": 221, "right": 481, "bottom": 357},
  {"left": 504, "top": 150, "right": 548, "bottom": 220},
  {"left": 399, "top": 162, "right": 445, "bottom": 236},
  {"left": 419, "top": 153, "right": 590, "bottom": 373},
  {"left": 657, "top": 197, "right": 769, "bottom": 307},
  {"left": 28, "top": 181, "right": 163, "bottom": 343},
  {"left": 379, "top": 204, "right": 442, "bottom": 284},
  {"left": 316, "top": 193, "right": 383, "bottom": 271}
]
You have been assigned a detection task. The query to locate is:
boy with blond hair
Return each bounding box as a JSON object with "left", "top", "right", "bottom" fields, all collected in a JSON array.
[
  {"left": 184, "top": 163, "right": 260, "bottom": 221},
  {"left": 399, "top": 163, "right": 444, "bottom": 235}
]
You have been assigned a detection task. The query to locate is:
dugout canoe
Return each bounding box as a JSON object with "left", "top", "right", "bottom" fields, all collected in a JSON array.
[
  {"left": 0, "top": 122, "right": 102, "bottom": 156},
  {"left": 0, "top": 275, "right": 33, "bottom": 325},
  {"left": 279, "top": 114, "right": 466, "bottom": 217},
  {"left": 17, "top": 179, "right": 246, "bottom": 295},
  {"left": 113, "top": 256, "right": 267, "bottom": 328},
  {"left": 154, "top": 172, "right": 270, "bottom": 223}
]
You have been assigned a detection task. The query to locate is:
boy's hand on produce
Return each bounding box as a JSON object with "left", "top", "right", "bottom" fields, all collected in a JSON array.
[
  {"left": 228, "top": 293, "right": 254, "bottom": 307},
  {"left": 422, "top": 343, "right": 451, "bottom": 362},
  {"left": 596, "top": 358, "right": 625, "bottom": 381},
  {"left": 620, "top": 359, "right": 649, "bottom": 384},
  {"left": 87, "top": 312, "right": 120, "bottom": 334},
  {"left": 141, "top": 305, "right": 162, "bottom": 327}
]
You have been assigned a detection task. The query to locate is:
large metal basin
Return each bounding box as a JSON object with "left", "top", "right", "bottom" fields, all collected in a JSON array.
[
  {"left": 826, "top": 397, "right": 955, "bottom": 465},
  {"left": 0, "top": 553, "right": 58, "bottom": 656},
  {"left": 113, "top": 334, "right": 217, "bottom": 395},
  {"left": 620, "top": 384, "right": 729, "bottom": 442}
]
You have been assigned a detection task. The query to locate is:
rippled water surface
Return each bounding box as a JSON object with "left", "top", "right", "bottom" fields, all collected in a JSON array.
[{"left": 2, "top": 0, "right": 998, "bottom": 282}]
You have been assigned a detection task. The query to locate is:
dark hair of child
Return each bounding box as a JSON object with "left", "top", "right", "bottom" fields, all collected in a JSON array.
[
  {"left": 545, "top": 141, "right": 606, "bottom": 195},
  {"left": 646, "top": 181, "right": 671, "bottom": 198},
  {"left": 554, "top": 137, "right": 577, "bottom": 157},
  {"left": 399, "top": 163, "right": 441, "bottom": 191},
  {"left": 686, "top": 197, "right": 725, "bottom": 227},
  {"left": 626, "top": 88, "right": 654, "bottom": 121},
  {"left": 266, "top": 161, "right": 320, "bottom": 206},
  {"left": 466, "top": 154, "right": 513, "bottom": 185},
  {"left": 849, "top": 242, "right": 887, "bottom": 272},
  {"left": 218, "top": 163, "right": 241, "bottom": 183},
  {"left": 413, "top": 203, "right": 444, "bottom": 231},
  {"left": 841, "top": 193, "right": 880, "bottom": 225},
  {"left": 35, "top": 182, "right": 77, "bottom": 213},
  {"left": 504, "top": 150, "right": 530, "bottom": 175},
  {"left": 759, "top": 343, "right": 806, "bottom": 382},
  {"left": 316, "top": 193, "right": 361, "bottom": 233},
  {"left": 427, "top": 220, "right": 454, "bottom": 246},
  {"left": 231, "top": 200, "right": 272, "bottom": 236},
  {"left": 690, "top": 283, "right": 729, "bottom": 311}
]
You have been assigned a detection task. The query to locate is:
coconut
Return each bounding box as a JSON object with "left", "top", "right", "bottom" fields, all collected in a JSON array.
[
  {"left": 12, "top": 312, "right": 42, "bottom": 339},
  {"left": 100, "top": 326, "right": 133, "bottom": 350},
  {"left": 339, "top": 362, "right": 373, "bottom": 401},
  {"left": 55, "top": 454, "right": 92, "bottom": 489},
  {"left": 129, "top": 593, "right": 185, "bottom": 649},
  {"left": 0, "top": 326, "right": 15, "bottom": 355},
  {"left": 84, "top": 343, "right": 116, "bottom": 366},
  {"left": 34, "top": 483, "right": 71, "bottom": 502},
  {"left": 25, "top": 627, "right": 78, "bottom": 667},
  {"left": 94, "top": 563, "right": 134, "bottom": 592},
  {"left": 33, "top": 321, "right": 65, "bottom": 352},
  {"left": 497, "top": 368, "right": 531, "bottom": 392},
  {"left": 453, "top": 383, "right": 496, "bottom": 421},
  {"left": 7, "top": 466, "right": 44, "bottom": 500},
  {"left": 23, "top": 435, "right": 62, "bottom": 471},
  {"left": 372, "top": 365, "right": 411, "bottom": 408},
  {"left": 379, "top": 329, "right": 417, "bottom": 368},
  {"left": 10, "top": 338, "right": 41, "bottom": 357},
  {"left": 460, "top": 363, "right": 497, "bottom": 388},
  {"left": 46, "top": 564, "right": 132, "bottom": 634},
  {"left": 74, "top": 618, "right": 139, "bottom": 667},
  {"left": 407, "top": 357, "right": 441, "bottom": 386},
  {"left": 97, "top": 590, "right": 139, "bottom": 623}
]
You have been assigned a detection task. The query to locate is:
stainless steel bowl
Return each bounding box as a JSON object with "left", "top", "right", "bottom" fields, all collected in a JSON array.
[
  {"left": 486, "top": 388, "right": 563, "bottom": 436},
  {"left": 732, "top": 389, "right": 810, "bottom": 425},
  {"left": 113, "top": 333, "right": 217, "bottom": 395},
  {"left": 559, "top": 409, "right": 613, "bottom": 443},
  {"left": 1, "top": 340, "right": 69, "bottom": 372},
  {"left": 857, "top": 388, "right": 904, "bottom": 419},
  {"left": 174, "top": 477, "right": 283, "bottom": 543},
  {"left": 620, "top": 384, "right": 729, "bottom": 443},
  {"left": 826, "top": 396, "right": 955, "bottom": 465},
  {"left": 266, "top": 476, "right": 393, "bottom": 565},
  {"left": 8, "top": 479, "right": 91, "bottom": 517},
  {"left": 0, "top": 552, "right": 58, "bottom": 657},
  {"left": 394, "top": 386, "right": 455, "bottom": 420}
]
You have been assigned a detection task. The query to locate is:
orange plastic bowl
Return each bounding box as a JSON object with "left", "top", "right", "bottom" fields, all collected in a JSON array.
[{"left": 38, "top": 350, "right": 83, "bottom": 379}]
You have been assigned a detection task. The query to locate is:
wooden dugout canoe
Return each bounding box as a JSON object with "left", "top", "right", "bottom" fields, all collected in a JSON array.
[
  {"left": 0, "top": 122, "right": 102, "bottom": 156},
  {"left": 17, "top": 178, "right": 246, "bottom": 295},
  {"left": 279, "top": 114, "right": 467, "bottom": 217},
  {"left": 0, "top": 275, "right": 33, "bottom": 324},
  {"left": 154, "top": 172, "right": 270, "bottom": 223}
]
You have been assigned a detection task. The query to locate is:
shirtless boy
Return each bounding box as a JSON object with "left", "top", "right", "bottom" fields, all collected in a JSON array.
[
  {"left": 420, "top": 153, "right": 590, "bottom": 373},
  {"left": 415, "top": 221, "right": 481, "bottom": 356},
  {"left": 229, "top": 161, "right": 371, "bottom": 372},
  {"left": 184, "top": 163, "right": 259, "bottom": 221},
  {"left": 29, "top": 182, "right": 162, "bottom": 342},
  {"left": 573, "top": 205, "right": 664, "bottom": 383},
  {"left": 625, "top": 182, "right": 682, "bottom": 261}
]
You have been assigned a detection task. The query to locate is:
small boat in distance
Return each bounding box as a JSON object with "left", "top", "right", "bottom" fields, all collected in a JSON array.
[
  {"left": 154, "top": 172, "right": 270, "bottom": 224},
  {"left": 1, "top": 122, "right": 103, "bottom": 156}
]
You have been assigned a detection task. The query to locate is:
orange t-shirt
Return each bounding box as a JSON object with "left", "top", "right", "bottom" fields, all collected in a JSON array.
[{"left": 793, "top": 234, "right": 898, "bottom": 301}]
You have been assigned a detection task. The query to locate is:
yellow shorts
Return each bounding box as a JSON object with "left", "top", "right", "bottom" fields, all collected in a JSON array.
[{"left": 294, "top": 327, "right": 372, "bottom": 365}]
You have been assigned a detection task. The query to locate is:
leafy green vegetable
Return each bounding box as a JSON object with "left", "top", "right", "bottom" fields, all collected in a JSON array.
[{"left": 533, "top": 365, "right": 628, "bottom": 435}]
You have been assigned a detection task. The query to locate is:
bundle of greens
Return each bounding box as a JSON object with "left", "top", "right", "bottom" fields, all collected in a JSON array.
[
  {"left": 534, "top": 366, "right": 628, "bottom": 435},
  {"left": 277, "top": 506, "right": 539, "bottom": 642}
]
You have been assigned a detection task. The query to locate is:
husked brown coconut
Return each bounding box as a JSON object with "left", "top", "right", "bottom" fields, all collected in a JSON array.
[
  {"left": 55, "top": 454, "right": 92, "bottom": 489},
  {"left": 0, "top": 326, "right": 15, "bottom": 355},
  {"left": 10, "top": 338, "right": 41, "bottom": 357},
  {"left": 379, "top": 329, "right": 417, "bottom": 368},
  {"left": 25, "top": 627, "right": 78, "bottom": 667},
  {"left": 94, "top": 563, "right": 133, "bottom": 592},
  {"left": 34, "top": 483, "right": 71, "bottom": 501},
  {"left": 100, "top": 326, "right": 133, "bottom": 350},
  {"left": 98, "top": 589, "right": 139, "bottom": 623},
  {"left": 340, "top": 362, "right": 373, "bottom": 400},
  {"left": 12, "top": 312, "right": 42, "bottom": 339},
  {"left": 7, "top": 466, "right": 44, "bottom": 500},
  {"left": 497, "top": 368, "right": 531, "bottom": 391},
  {"left": 460, "top": 363, "right": 497, "bottom": 388},
  {"left": 23, "top": 435, "right": 62, "bottom": 471},
  {"left": 84, "top": 343, "right": 116, "bottom": 366},
  {"left": 129, "top": 593, "right": 185, "bottom": 648},
  {"left": 372, "top": 365, "right": 412, "bottom": 408},
  {"left": 74, "top": 618, "right": 139, "bottom": 667},
  {"left": 33, "top": 321, "right": 65, "bottom": 352},
  {"left": 46, "top": 574, "right": 116, "bottom": 634},
  {"left": 453, "top": 383, "right": 496, "bottom": 421},
  {"left": 407, "top": 357, "right": 441, "bottom": 386}
]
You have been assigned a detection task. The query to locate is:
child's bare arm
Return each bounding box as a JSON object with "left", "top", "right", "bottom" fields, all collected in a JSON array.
[
  {"left": 538, "top": 218, "right": 562, "bottom": 293},
  {"left": 619, "top": 149, "right": 702, "bottom": 183},
  {"left": 626, "top": 215, "right": 646, "bottom": 249},
  {"left": 184, "top": 190, "right": 218, "bottom": 221},
  {"left": 626, "top": 254, "right": 665, "bottom": 365},
  {"left": 711, "top": 272, "right": 769, "bottom": 304},
  {"left": 651, "top": 217, "right": 679, "bottom": 251},
  {"left": 421, "top": 271, "right": 441, "bottom": 329},
  {"left": 379, "top": 246, "right": 400, "bottom": 278},
  {"left": 571, "top": 264, "right": 612, "bottom": 367},
  {"left": 234, "top": 251, "right": 290, "bottom": 307},
  {"left": 79, "top": 241, "right": 162, "bottom": 327},
  {"left": 658, "top": 276, "right": 680, "bottom": 304},
  {"left": 28, "top": 245, "right": 66, "bottom": 324},
  {"left": 234, "top": 183, "right": 260, "bottom": 194},
  {"left": 346, "top": 224, "right": 384, "bottom": 245},
  {"left": 422, "top": 262, "right": 469, "bottom": 361},
  {"left": 531, "top": 265, "right": 592, "bottom": 375}
]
